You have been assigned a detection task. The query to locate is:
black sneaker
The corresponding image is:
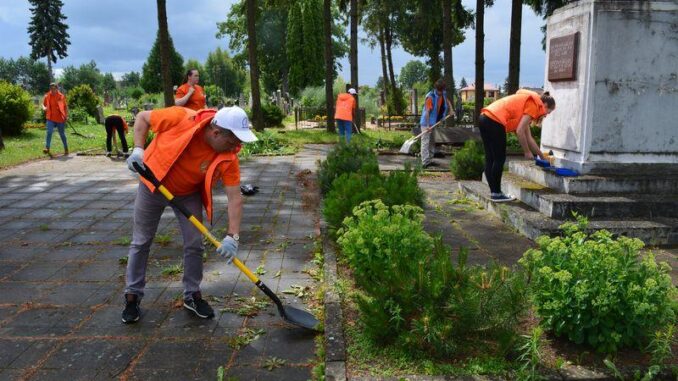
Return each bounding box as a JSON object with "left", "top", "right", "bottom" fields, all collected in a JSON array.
[
  {"left": 122, "top": 294, "right": 141, "bottom": 324},
  {"left": 490, "top": 193, "right": 516, "bottom": 203},
  {"left": 183, "top": 292, "right": 215, "bottom": 319}
]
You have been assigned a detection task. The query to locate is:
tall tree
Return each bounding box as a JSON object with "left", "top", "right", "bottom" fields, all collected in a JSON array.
[
  {"left": 204, "top": 48, "right": 246, "bottom": 97},
  {"left": 121, "top": 71, "right": 141, "bottom": 88},
  {"left": 442, "top": 0, "right": 473, "bottom": 112},
  {"left": 323, "top": 0, "right": 335, "bottom": 132},
  {"left": 349, "top": 0, "right": 359, "bottom": 125},
  {"left": 27, "top": 0, "right": 70, "bottom": 82},
  {"left": 0, "top": 57, "right": 50, "bottom": 94},
  {"left": 60, "top": 60, "right": 102, "bottom": 92},
  {"left": 399, "top": 60, "right": 428, "bottom": 89},
  {"left": 507, "top": 0, "right": 522, "bottom": 94},
  {"left": 247, "top": 0, "right": 264, "bottom": 131},
  {"left": 286, "top": 2, "right": 305, "bottom": 94},
  {"left": 156, "top": 0, "right": 173, "bottom": 107},
  {"left": 474, "top": 0, "right": 494, "bottom": 127},
  {"left": 140, "top": 32, "right": 184, "bottom": 94}
]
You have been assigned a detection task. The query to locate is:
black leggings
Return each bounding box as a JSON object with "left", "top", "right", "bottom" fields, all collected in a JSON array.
[
  {"left": 105, "top": 116, "right": 129, "bottom": 153},
  {"left": 478, "top": 114, "right": 506, "bottom": 194}
]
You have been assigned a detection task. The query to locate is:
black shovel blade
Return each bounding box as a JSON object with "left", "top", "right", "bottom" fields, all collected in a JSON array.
[{"left": 283, "top": 306, "right": 320, "bottom": 331}]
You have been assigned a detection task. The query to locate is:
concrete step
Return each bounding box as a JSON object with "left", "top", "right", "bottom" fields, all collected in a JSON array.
[
  {"left": 509, "top": 161, "right": 678, "bottom": 194},
  {"left": 459, "top": 180, "right": 678, "bottom": 246},
  {"left": 500, "top": 173, "right": 678, "bottom": 219}
]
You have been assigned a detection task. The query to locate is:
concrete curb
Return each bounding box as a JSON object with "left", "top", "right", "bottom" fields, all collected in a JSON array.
[{"left": 322, "top": 222, "right": 347, "bottom": 381}]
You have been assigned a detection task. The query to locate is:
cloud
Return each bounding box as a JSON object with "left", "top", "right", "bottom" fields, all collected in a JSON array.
[{"left": 1, "top": 0, "right": 546, "bottom": 88}]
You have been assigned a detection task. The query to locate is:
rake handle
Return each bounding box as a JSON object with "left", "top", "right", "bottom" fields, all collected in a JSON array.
[{"left": 411, "top": 113, "right": 453, "bottom": 140}]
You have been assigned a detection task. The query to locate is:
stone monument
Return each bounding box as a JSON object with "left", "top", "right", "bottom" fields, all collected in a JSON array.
[{"left": 541, "top": 0, "right": 678, "bottom": 174}]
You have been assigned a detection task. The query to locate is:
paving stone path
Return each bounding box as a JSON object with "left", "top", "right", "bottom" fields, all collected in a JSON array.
[{"left": 0, "top": 146, "right": 328, "bottom": 380}]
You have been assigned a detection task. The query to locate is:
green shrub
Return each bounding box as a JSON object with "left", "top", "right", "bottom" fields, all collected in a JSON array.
[
  {"left": 204, "top": 84, "right": 225, "bottom": 107},
  {"left": 129, "top": 87, "right": 144, "bottom": 100},
  {"left": 68, "top": 107, "right": 91, "bottom": 124},
  {"left": 338, "top": 200, "right": 527, "bottom": 356},
  {"left": 507, "top": 125, "right": 541, "bottom": 152},
  {"left": 317, "top": 143, "right": 379, "bottom": 195},
  {"left": 0, "top": 81, "right": 32, "bottom": 136},
  {"left": 450, "top": 139, "right": 485, "bottom": 180},
  {"left": 520, "top": 216, "right": 678, "bottom": 354},
  {"left": 239, "top": 130, "right": 294, "bottom": 157},
  {"left": 67, "top": 84, "right": 99, "bottom": 118},
  {"left": 261, "top": 103, "right": 284, "bottom": 127}
]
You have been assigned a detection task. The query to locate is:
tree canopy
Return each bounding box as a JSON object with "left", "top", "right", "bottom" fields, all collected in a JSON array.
[{"left": 140, "top": 31, "right": 184, "bottom": 93}]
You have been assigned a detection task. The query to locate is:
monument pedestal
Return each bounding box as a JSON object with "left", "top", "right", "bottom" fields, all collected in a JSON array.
[{"left": 541, "top": 0, "right": 678, "bottom": 175}]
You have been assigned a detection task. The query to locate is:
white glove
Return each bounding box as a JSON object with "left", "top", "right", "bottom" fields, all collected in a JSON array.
[
  {"left": 126, "top": 147, "right": 145, "bottom": 173},
  {"left": 216, "top": 235, "right": 238, "bottom": 264}
]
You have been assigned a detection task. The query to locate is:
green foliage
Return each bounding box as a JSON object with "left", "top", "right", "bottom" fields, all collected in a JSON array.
[
  {"left": 317, "top": 143, "right": 379, "bottom": 195},
  {"left": 100, "top": 72, "right": 116, "bottom": 93},
  {"left": 337, "top": 201, "right": 527, "bottom": 356},
  {"left": 140, "top": 31, "right": 184, "bottom": 93},
  {"left": 204, "top": 47, "right": 245, "bottom": 97},
  {"left": 450, "top": 139, "right": 485, "bottom": 180},
  {"left": 128, "top": 87, "right": 144, "bottom": 100},
  {"left": 399, "top": 60, "right": 429, "bottom": 89},
  {"left": 203, "top": 85, "right": 225, "bottom": 107},
  {"left": 261, "top": 103, "right": 284, "bottom": 127},
  {"left": 0, "top": 81, "right": 32, "bottom": 136},
  {"left": 0, "top": 56, "right": 51, "bottom": 94},
  {"left": 517, "top": 327, "right": 545, "bottom": 381},
  {"left": 68, "top": 107, "right": 91, "bottom": 124},
  {"left": 239, "top": 130, "right": 295, "bottom": 157},
  {"left": 507, "top": 125, "right": 541, "bottom": 151},
  {"left": 386, "top": 86, "right": 407, "bottom": 116},
  {"left": 67, "top": 84, "right": 99, "bottom": 118},
  {"left": 121, "top": 71, "right": 141, "bottom": 88},
  {"left": 27, "top": 0, "right": 70, "bottom": 67},
  {"left": 520, "top": 216, "right": 678, "bottom": 353},
  {"left": 60, "top": 60, "right": 103, "bottom": 93},
  {"left": 287, "top": 0, "right": 327, "bottom": 94}
]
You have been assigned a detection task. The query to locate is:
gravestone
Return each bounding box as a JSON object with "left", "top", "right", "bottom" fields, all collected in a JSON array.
[{"left": 541, "top": 0, "right": 678, "bottom": 174}]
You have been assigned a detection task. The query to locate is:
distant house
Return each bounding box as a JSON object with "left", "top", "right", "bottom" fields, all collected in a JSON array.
[{"left": 459, "top": 83, "right": 500, "bottom": 102}]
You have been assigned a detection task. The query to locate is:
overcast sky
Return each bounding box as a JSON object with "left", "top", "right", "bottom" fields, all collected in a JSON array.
[{"left": 0, "top": 0, "right": 547, "bottom": 89}]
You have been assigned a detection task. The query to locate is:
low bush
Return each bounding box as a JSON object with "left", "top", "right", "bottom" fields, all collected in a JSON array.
[
  {"left": 338, "top": 200, "right": 527, "bottom": 356},
  {"left": 239, "top": 130, "right": 294, "bottom": 157},
  {"left": 507, "top": 125, "right": 541, "bottom": 152},
  {"left": 0, "top": 81, "right": 32, "bottom": 136},
  {"left": 67, "top": 84, "right": 99, "bottom": 118},
  {"left": 317, "top": 143, "right": 379, "bottom": 195},
  {"left": 261, "top": 103, "right": 284, "bottom": 127},
  {"left": 520, "top": 216, "right": 678, "bottom": 354},
  {"left": 450, "top": 139, "right": 485, "bottom": 180}
]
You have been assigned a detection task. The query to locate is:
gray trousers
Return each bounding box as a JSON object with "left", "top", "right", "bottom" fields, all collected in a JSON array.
[
  {"left": 125, "top": 183, "right": 205, "bottom": 300},
  {"left": 421, "top": 129, "right": 435, "bottom": 165}
]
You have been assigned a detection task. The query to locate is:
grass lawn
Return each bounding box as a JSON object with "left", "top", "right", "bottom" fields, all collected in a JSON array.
[{"left": 1, "top": 114, "right": 412, "bottom": 170}]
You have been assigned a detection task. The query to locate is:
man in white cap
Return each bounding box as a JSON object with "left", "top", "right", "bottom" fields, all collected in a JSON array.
[
  {"left": 334, "top": 87, "right": 357, "bottom": 143},
  {"left": 121, "top": 106, "right": 257, "bottom": 324}
]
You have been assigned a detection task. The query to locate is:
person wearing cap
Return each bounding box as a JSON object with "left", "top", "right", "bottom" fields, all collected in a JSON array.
[
  {"left": 420, "top": 79, "right": 454, "bottom": 168},
  {"left": 121, "top": 105, "right": 258, "bottom": 324},
  {"left": 334, "top": 88, "right": 357, "bottom": 143},
  {"left": 175, "top": 69, "right": 206, "bottom": 111},
  {"left": 42, "top": 82, "right": 69, "bottom": 155}
]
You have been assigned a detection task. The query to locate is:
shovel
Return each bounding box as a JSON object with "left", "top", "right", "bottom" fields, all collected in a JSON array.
[
  {"left": 399, "top": 114, "right": 452, "bottom": 154},
  {"left": 132, "top": 163, "right": 320, "bottom": 331}
]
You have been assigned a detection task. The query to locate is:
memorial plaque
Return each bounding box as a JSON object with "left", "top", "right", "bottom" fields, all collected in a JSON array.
[{"left": 548, "top": 33, "right": 579, "bottom": 81}]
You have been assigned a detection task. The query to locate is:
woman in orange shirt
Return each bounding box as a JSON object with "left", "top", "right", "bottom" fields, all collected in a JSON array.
[
  {"left": 42, "top": 83, "right": 69, "bottom": 155},
  {"left": 175, "top": 69, "right": 206, "bottom": 111},
  {"left": 479, "top": 90, "right": 555, "bottom": 202}
]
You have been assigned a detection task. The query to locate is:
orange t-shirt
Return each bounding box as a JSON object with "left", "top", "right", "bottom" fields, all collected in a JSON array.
[
  {"left": 484, "top": 98, "right": 541, "bottom": 131},
  {"left": 155, "top": 118, "right": 240, "bottom": 196},
  {"left": 175, "top": 84, "right": 206, "bottom": 111},
  {"left": 425, "top": 96, "right": 443, "bottom": 112}
]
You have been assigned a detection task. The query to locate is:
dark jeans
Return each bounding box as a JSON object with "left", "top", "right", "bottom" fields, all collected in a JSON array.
[
  {"left": 478, "top": 114, "right": 507, "bottom": 194},
  {"left": 105, "top": 116, "right": 129, "bottom": 153}
]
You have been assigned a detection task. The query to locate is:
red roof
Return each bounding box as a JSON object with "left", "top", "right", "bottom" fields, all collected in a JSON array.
[{"left": 460, "top": 83, "right": 499, "bottom": 91}]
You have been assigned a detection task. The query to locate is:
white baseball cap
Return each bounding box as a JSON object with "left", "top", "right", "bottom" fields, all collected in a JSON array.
[
  {"left": 348, "top": 88, "right": 357, "bottom": 95},
  {"left": 212, "top": 106, "right": 258, "bottom": 143}
]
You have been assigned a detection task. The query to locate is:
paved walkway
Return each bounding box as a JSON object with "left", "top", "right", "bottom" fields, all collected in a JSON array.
[{"left": 0, "top": 146, "right": 327, "bottom": 380}]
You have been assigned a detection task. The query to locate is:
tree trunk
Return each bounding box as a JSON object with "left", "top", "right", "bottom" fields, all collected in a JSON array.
[
  {"left": 350, "top": 0, "right": 360, "bottom": 128},
  {"left": 323, "top": 0, "right": 335, "bottom": 133},
  {"left": 474, "top": 0, "right": 484, "bottom": 128},
  {"left": 385, "top": 18, "right": 397, "bottom": 93},
  {"left": 46, "top": 55, "right": 53, "bottom": 84},
  {"left": 156, "top": 0, "right": 173, "bottom": 107},
  {"left": 507, "top": 0, "right": 522, "bottom": 95},
  {"left": 247, "top": 0, "right": 264, "bottom": 131},
  {"left": 379, "top": 25, "right": 389, "bottom": 97},
  {"left": 442, "top": 0, "right": 454, "bottom": 124}
]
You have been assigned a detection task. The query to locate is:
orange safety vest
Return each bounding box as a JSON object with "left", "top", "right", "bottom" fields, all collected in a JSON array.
[
  {"left": 334, "top": 93, "right": 356, "bottom": 121},
  {"left": 141, "top": 107, "right": 237, "bottom": 224},
  {"left": 43, "top": 91, "right": 68, "bottom": 123},
  {"left": 481, "top": 89, "right": 546, "bottom": 132}
]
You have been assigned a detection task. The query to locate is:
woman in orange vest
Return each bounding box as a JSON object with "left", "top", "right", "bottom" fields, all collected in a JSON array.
[
  {"left": 479, "top": 90, "right": 555, "bottom": 202},
  {"left": 334, "top": 88, "right": 357, "bottom": 143},
  {"left": 42, "top": 83, "right": 69, "bottom": 155},
  {"left": 175, "top": 69, "right": 206, "bottom": 111}
]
